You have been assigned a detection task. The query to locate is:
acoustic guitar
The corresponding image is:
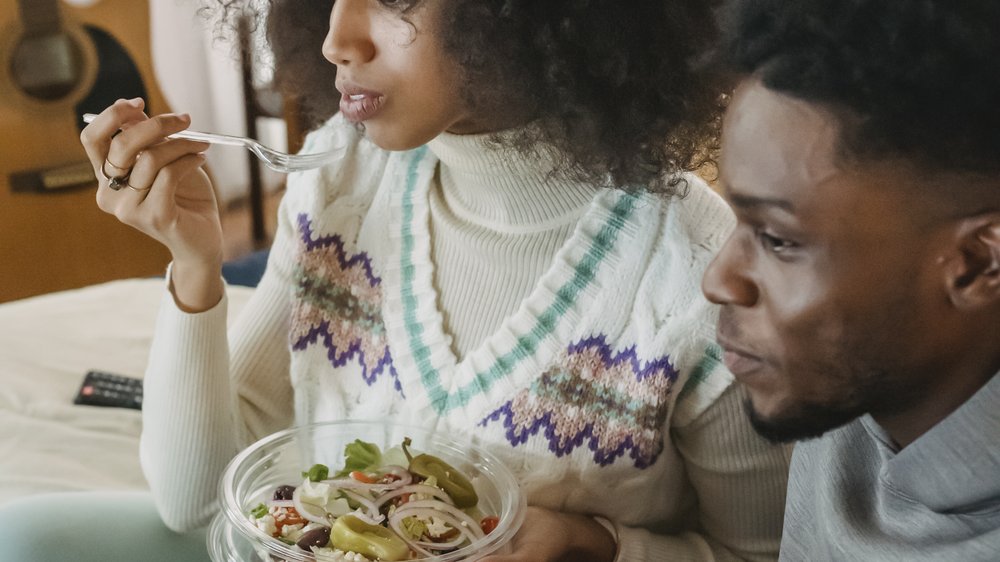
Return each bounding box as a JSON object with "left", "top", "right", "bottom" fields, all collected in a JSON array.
[{"left": 0, "top": 0, "right": 172, "bottom": 302}]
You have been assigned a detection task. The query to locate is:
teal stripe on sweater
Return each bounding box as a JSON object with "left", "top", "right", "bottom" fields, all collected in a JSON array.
[
  {"left": 677, "top": 343, "right": 723, "bottom": 403},
  {"left": 399, "top": 147, "right": 437, "bottom": 392},
  {"left": 400, "top": 149, "right": 638, "bottom": 413}
]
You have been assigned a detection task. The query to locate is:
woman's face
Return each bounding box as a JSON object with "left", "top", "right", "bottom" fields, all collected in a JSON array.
[{"left": 322, "top": 0, "right": 498, "bottom": 150}]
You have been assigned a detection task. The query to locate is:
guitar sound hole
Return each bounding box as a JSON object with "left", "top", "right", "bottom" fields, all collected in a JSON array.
[{"left": 9, "top": 32, "right": 85, "bottom": 101}]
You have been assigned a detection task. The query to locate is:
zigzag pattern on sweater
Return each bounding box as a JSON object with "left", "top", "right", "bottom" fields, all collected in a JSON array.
[
  {"left": 289, "top": 214, "right": 402, "bottom": 393},
  {"left": 480, "top": 335, "right": 679, "bottom": 467}
]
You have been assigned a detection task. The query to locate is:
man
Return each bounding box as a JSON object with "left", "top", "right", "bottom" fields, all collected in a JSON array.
[{"left": 702, "top": 1, "right": 1000, "bottom": 559}]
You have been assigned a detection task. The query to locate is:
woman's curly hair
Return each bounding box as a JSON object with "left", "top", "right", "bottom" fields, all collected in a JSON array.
[
  {"left": 714, "top": 0, "right": 1000, "bottom": 176},
  {"left": 206, "top": 0, "right": 727, "bottom": 194}
]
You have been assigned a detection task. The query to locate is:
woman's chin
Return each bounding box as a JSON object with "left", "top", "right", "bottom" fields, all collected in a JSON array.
[{"left": 360, "top": 120, "right": 440, "bottom": 152}]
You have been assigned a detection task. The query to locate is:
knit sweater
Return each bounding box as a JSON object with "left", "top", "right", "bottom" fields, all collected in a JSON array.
[{"left": 141, "top": 115, "right": 791, "bottom": 561}]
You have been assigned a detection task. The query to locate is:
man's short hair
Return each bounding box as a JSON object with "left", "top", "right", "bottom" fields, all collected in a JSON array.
[{"left": 715, "top": 1, "right": 1000, "bottom": 177}]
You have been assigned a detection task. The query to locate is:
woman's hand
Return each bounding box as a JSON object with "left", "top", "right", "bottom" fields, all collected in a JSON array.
[
  {"left": 480, "top": 506, "right": 617, "bottom": 562},
  {"left": 81, "top": 98, "right": 224, "bottom": 311}
]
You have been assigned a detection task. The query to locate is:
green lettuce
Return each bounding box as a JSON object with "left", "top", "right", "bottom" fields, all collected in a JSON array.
[{"left": 333, "top": 439, "right": 383, "bottom": 477}]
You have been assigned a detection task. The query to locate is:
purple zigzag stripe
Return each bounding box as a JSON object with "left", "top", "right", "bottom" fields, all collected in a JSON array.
[
  {"left": 297, "top": 214, "right": 381, "bottom": 288},
  {"left": 292, "top": 320, "right": 403, "bottom": 394},
  {"left": 478, "top": 336, "right": 676, "bottom": 467},
  {"left": 567, "top": 334, "right": 679, "bottom": 382},
  {"left": 480, "top": 405, "right": 656, "bottom": 468}
]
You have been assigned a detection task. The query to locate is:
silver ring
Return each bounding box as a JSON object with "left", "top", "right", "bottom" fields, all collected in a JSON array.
[{"left": 100, "top": 161, "right": 130, "bottom": 191}]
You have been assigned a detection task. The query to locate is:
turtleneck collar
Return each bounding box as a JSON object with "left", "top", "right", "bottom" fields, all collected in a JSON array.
[{"left": 426, "top": 128, "right": 600, "bottom": 229}]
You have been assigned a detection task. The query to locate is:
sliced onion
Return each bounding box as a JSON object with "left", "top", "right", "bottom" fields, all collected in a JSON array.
[
  {"left": 321, "top": 478, "right": 397, "bottom": 493},
  {"left": 394, "top": 500, "right": 486, "bottom": 543},
  {"left": 387, "top": 512, "right": 438, "bottom": 559},
  {"left": 416, "top": 534, "right": 473, "bottom": 550},
  {"left": 390, "top": 507, "right": 479, "bottom": 550},
  {"left": 374, "top": 484, "right": 455, "bottom": 508},
  {"left": 267, "top": 500, "right": 295, "bottom": 509},
  {"left": 341, "top": 490, "right": 382, "bottom": 522},
  {"left": 412, "top": 518, "right": 473, "bottom": 551},
  {"left": 378, "top": 465, "right": 414, "bottom": 488},
  {"left": 321, "top": 466, "right": 413, "bottom": 493}
]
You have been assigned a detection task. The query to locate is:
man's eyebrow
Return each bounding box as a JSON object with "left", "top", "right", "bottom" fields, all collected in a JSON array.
[{"left": 726, "top": 191, "right": 795, "bottom": 212}]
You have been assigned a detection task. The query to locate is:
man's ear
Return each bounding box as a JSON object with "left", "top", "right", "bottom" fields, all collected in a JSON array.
[{"left": 946, "top": 214, "right": 1000, "bottom": 310}]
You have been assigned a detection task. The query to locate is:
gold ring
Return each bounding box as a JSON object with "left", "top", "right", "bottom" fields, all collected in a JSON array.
[
  {"left": 105, "top": 155, "right": 132, "bottom": 172},
  {"left": 127, "top": 181, "right": 151, "bottom": 192}
]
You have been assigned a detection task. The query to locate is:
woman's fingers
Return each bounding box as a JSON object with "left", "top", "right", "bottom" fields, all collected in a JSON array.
[
  {"left": 79, "top": 97, "right": 147, "bottom": 178},
  {"left": 80, "top": 99, "right": 201, "bottom": 195},
  {"left": 95, "top": 137, "right": 206, "bottom": 215},
  {"left": 84, "top": 102, "right": 221, "bottom": 269},
  {"left": 98, "top": 151, "right": 208, "bottom": 232},
  {"left": 104, "top": 112, "right": 197, "bottom": 178},
  {"left": 139, "top": 150, "right": 211, "bottom": 215},
  {"left": 126, "top": 138, "right": 211, "bottom": 193}
]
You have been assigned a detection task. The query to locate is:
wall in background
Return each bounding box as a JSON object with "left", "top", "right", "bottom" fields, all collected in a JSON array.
[{"left": 148, "top": 0, "right": 286, "bottom": 205}]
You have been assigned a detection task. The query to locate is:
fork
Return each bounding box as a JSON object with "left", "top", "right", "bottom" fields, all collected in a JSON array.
[{"left": 82, "top": 113, "right": 342, "bottom": 173}]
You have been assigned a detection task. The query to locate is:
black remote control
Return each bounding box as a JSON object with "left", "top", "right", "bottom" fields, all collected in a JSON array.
[{"left": 73, "top": 370, "right": 143, "bottom": 410}]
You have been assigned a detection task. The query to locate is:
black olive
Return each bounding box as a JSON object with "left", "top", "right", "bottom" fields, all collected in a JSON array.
[
  {"left": 296, "top": 526, "right": 331, "bottom": 550},
  {"left": 272, "top": 485, "right": 296, "bottom": 501}
]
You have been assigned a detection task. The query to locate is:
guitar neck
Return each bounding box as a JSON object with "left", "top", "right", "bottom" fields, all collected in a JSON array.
[{"left": 17, "top": 0, "right": 62, "bottom": 36}]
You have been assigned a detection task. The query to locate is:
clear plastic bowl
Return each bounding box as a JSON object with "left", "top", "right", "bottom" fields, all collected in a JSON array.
[{"left": 210, "top": 420, "right": 527, "bottom": 562}]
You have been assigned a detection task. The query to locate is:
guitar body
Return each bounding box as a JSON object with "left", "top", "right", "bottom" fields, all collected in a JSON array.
[{"left": 0, "top": 0, "right": 172, "bottom": 302}]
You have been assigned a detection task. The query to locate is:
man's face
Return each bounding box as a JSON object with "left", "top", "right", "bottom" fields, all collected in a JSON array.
[{"left": 702, "top": 80, "right": 956, "bottom": 442}]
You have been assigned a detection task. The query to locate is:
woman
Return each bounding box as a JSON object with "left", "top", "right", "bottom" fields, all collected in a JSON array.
[{"left": 2, "top": 1, "right": 789, "bottom": 560}]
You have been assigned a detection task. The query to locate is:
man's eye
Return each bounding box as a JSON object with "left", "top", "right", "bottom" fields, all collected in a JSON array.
[{"left": 756, "top": 230, "right": 797, "bottom": 254}]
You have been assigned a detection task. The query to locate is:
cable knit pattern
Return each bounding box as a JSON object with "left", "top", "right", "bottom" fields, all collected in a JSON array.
[
  {"left": 400, "top": 179, "right": 639, "bottom": 414},
  {"left": 481, "top": 335, "right": 680, "bottom": 468},
  {"left": 290, "top": 214, "right": 400, "bottom": 393},
  {"left": 140, "top": 114, "right": 791, "bottom": 561}
]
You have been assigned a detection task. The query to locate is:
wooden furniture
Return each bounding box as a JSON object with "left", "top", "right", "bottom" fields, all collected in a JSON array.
[
  {"left": 237, "top": 12, "right": 308, "bottom": 248},
  {"left": 0, "top": 0, "right": 171, "bottom": 303}
]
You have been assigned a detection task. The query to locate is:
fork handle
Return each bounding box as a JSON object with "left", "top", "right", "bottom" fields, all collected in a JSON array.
[
  {"left": 81, "top": 113, "right": 246, "bottom": 147},
  {"left": 165, "top": 129, "right": 246, "bottom": 147}
]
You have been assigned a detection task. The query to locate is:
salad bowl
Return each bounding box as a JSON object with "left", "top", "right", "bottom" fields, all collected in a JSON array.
[{"left": 210, "top": 420, "right": 527, "bottom": 562}]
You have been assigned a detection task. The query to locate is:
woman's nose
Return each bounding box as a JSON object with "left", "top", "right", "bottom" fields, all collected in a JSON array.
[
  {"left": 702, "top": 238, "right": 760, "bottom": 307},
  {"left": 322, "top": 0, "right": 376, "bottom": 66}
]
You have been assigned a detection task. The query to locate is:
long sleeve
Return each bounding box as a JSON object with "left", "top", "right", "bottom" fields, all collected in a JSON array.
[
  {"left": 613, "top": 384, "right": 791, "bottom": 561},
  {"left": 139, "top": 199, "right": 300, "bottom": 532},
  {"left": 138, "top": 115, "right": 389, "bottom": 532}
]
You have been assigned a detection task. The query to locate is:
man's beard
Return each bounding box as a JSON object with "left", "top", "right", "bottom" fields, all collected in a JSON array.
[{"left": 744, "top": 397, "right": 868, "bottom": 443}]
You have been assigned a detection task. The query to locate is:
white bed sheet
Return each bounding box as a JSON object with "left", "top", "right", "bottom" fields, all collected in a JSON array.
[{"left": 0, "top": 279, "right": 253, "bottom": 505}]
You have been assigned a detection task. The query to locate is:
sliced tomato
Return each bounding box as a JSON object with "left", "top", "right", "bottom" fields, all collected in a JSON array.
[
  {"left": 273, "top": 506, "right": 307, "bottom": 535},
  {"left": 350, "top": 470, "right": 376, "bottom": 484},
  {"left": 480, "top": 516, "right": 500, "bottom": 535}
]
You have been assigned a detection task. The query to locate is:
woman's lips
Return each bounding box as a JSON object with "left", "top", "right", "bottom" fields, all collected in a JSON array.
[{"left": 339, "top": 90, "right": 385, "bottom": 123}]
